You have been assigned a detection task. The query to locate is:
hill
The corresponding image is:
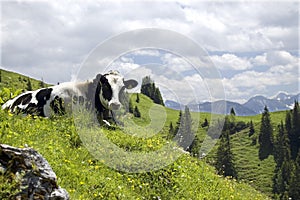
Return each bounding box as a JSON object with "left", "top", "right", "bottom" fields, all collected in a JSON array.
[
  {"left": 0, "top": 70, "right": 268, "bottom": 199},
  {"left": 206, "top": 111, "right": 287, "bottom": 196},
  {"left": 0, "top": 68, "right": 51, "bottom": 91}
]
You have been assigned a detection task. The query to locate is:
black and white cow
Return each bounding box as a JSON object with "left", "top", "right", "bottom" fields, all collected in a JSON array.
[{"left": 2, "top": 70, "right": 138, "bottom": 124}]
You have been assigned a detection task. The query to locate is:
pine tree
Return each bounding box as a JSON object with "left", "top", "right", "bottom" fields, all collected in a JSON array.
[
  {"left": 273, "top": 122, "right": 293, "bottom": 198},
  {"left": 289, "top": 151, "right": 300, "bottom": 199},
  {"left": 216, "top": 130, "right": 237, "bottom": 178},
  {"left": 128, "top": 99, "right": 134, "bottom": 114},
  {"left": 141, "top": 76, "right": 164, "bottom": 106},
  {"left": 290, "top": 101, "right": 300, "bottom": 160},
  {"left": 183, "top": 106, "right": 193, "bottom": 151},
  {"left": 168, "top": 122, "right": 175, "bottom": 139},
  {"left": 258, "top": 106, "right": 274, "bottom": 160},
  {"left": 136, "top": 93, "right": 140, "bottom": 103},
  {"left": 174, "top": 107, "right": 194, "bottom": 151},
  {"left": 154, "top": 87, "right": 164, "bottom": 106},
  {"left": 230, "top": 107, "right": 236, "bottom": 116},
  {"left": 26, "top": 78, "right": 32, "bottom": 91},
  {"left": 133, "top": 106, "right": 141, "bottom": 118},
  {"left": 249, "top": 120, "right": 255, "bottom": 137},
  {"left": 174, "top": 110, "right": 183, "bottom": 136},
  {"left": 189, "top": 134, "right": 201, "bottom": 157},
  {"left": 201, "top": 118, "right": 209, "bottom": 127}
]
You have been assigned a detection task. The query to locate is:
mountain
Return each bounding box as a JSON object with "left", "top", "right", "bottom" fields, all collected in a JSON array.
[
  {"left": 198, "top": 100, "right": 257, "bottom": 116},
  {"left": 165, "top": 100, "right": 184, "bottom": 110},
  {"left": 165, "top": 92, "right": 300, "bottom": 116},
  {"left": 243, "top": 95, "right": 289, "bottom": 114}
]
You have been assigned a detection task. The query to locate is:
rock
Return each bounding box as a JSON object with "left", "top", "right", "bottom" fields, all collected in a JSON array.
[{"left": 0, "top": 144, "right": 69, "bottom": 200}]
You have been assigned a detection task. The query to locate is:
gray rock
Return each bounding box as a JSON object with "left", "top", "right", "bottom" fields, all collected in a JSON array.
[{"left": 0, "top": 144, "right": 70, "bottom": 200}]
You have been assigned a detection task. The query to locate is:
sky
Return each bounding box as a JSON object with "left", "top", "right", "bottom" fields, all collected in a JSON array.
[{"left": 0, "top": 0, "right": 299, "bottom": 104}]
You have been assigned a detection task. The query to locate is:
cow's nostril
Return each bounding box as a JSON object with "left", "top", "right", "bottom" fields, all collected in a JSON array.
[{"left": 110, "top": 103, "right": 121, "bottom": 110}]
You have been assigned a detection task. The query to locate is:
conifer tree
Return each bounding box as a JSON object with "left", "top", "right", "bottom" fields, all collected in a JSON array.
[
  {"left": 202, "top": 118, "right": 209, "bottom": 127},
  {"left": 216, "top": 130, "right": 237, "bottom": 178},
  {"left": 258, "top": 106, "right": 274, "bottom": 160},
  {"left": 273, "top": 122, "right": 293, "bottom": 199},
  {"left": 174, "top": 107, "right": 194, "bottom": 151},
  {"left": 26, "top": 78, "right": 32, "bottom": 91},
  {"left": 289, "top": 151, "right": 300, "bottom": 199},
  {"left": 168, "top": 122, "right": 175, "bottom": 139},
  {"left": 249, "top": 120, "right": 255, "bottom": 137},
  {"left": 136, "top": 93, "right": 140, "bottom": 103},
  {"left": 290, "top": 101, "right": 300, "bottom": 160},
  {"left": 133, "top": 106, "right": 141, "bottom": 118},
  {"left": 141, "top": 76, "right": 164, "bottom": 106},
  {"left": 128, "top": 99, "right": 134, "bottom": 114}
]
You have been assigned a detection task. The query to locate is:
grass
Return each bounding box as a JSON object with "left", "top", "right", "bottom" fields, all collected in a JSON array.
[
  {"left": 0, "top": 69, "right": 276, "bottom": 199},
  {"left": 0, "top": 109, "right": 268, "bottom": 199},
  {"left": 0, "top": 68, "right": 51, "bottom": 91},
  {"left": 207, "top": 111, "right": 287, "bottom": 196}
]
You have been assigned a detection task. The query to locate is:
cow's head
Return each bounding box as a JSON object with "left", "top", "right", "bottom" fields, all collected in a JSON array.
[{"left": 98, "top": 71, "right": 138, "bottom": 110}]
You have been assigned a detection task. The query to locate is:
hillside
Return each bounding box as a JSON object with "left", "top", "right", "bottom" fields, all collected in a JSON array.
[
  {"left": 206, "top": 111, "right": 287, "bottom": 196},
  {"left": 0, "top": 68, "right": 51, "bottom": 91},
  {"left": 0, "top": 70, "right": 268, "bottom": 199}
]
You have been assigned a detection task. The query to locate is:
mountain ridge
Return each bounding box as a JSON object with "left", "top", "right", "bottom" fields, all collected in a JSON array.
[{"left": 165, "top": 93, "right": 300, "bottom": 116}]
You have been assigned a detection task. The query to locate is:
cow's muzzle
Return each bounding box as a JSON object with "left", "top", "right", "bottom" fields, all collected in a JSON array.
[{"left": 109, "top": 102, "right": 121, "bottom": 110}]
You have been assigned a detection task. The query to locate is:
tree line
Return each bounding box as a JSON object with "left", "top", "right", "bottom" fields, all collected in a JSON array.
[{"left": 141, "top": 76, "right": 164, "bottom": 106}]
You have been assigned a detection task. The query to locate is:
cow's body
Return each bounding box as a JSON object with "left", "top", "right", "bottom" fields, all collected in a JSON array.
[{"left": 2, "top": 71, "right": 138, "bottom": 123}]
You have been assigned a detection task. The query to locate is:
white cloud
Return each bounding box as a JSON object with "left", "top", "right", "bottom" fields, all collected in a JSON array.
[
  {"left": 0, "top": 1, "right": 299, "bottom": 102},
  {"left": 211, "top": 54, "right": 252, "bottom": 70}
]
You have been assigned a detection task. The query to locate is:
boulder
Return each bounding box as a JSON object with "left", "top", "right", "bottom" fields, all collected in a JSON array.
[{"left": 0, "top": 144, "right": 69, "bottom": 200}]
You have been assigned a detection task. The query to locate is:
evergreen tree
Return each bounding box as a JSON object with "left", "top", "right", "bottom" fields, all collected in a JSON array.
[
  {"left": 168, "top": 122, "right": 175, "bottom": 139},
  {"left": 141, "top": 76, "right": 152, "bottom": 97},
  {"left": 128, "top": 99, "right": 134, "bottom": 114},
  {"left": 289, "top": 151, "right": 300, "bottom": 199},
  {"left": 0, "top": 71, "right": 2, "bottom": 82},
  {"left": 140, "top": 76, "right": 164, "bottom": 106},
  {"left": 133, "top": 106, "right": 141, "bottom": 118},
  {"left": 290, "top": 101, "right": 300, "bottom": 160},
  {"left": 273, "top": 122, "right": 293, "bottom": 199},
  {"left": 153, "top": 88, "right": 164, "bottom": 106},
  {"left": 189, "top": 134, "right": 201, "bottom": 157},
  {"left": 174, "top": 107, "right": 194, "bottom": 151},
  {"left": 249, "top": 120, "right": 255, "bottom": 137},
  {"left": 230, "top": 107, "right": 236, "bottom": 116},
  {"left": 174, "top": 110, "right": 183, "bottom": 136},
  {"left": 216, "top": 130, "right": 237, "bottom": 178},
  {"left": 258, "top": 106, "right": 274, "bottom": 160},
  {"left": 201, "top": 118, "right": 209, "bottom": 127},
  {"left": 136, "top": 93, "right": 140, "bottom": 103},
  {"left": 26, "top": 78, "right": 32, "bottom": 91}
]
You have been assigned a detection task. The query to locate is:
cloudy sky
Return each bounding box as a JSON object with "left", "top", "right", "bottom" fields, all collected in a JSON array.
[{"left": 1, "top": 1, "right": 299, "bottom": 104}]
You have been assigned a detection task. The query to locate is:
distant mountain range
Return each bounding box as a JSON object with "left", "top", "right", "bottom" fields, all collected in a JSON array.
[{"left": 165, "top": 92, "right": 300, "bottom": 116}]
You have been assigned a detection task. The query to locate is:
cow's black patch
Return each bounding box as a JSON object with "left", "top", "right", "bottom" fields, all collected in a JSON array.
[
  {"left": 100, "top": 75, "right": 112, "bottom": 101},
  {"left": 11, "top": 93, "right": 32, "bottom": 111},
  {"left": 35, "top": 88, "right": 53, "bottom": 116},
  {"left": 50, "top": 96, "right": 65, "bottom": 115}
]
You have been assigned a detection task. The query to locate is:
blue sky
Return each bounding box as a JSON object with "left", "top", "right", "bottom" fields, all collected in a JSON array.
[{"left": 0, "top": 1, "right": 299, "bottom": 104}]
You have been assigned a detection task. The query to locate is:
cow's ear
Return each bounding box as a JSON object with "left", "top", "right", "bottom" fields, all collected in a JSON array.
[
  {"left": 100, "top": 75, "right": 108, "bottom": 84},
  {"left": 124, "top": 79, "right": 138, "bottom": 89},
  {"left": 94, "top": 74, "right": 102, "bottom": 84}
]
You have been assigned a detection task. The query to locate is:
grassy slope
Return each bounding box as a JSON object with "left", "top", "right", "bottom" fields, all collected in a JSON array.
[
  {"left": 0, "top": 68, "right": 51, "bottom": 91},
  {"left": 0, "top": 71, "right": 268, "bottom": 199},
  {"left": 207, "top": 112, "right": 286, "bottom": 196}
]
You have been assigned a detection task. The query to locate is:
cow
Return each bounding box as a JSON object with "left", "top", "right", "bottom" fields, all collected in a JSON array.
[{"left": 2, "top": 70, "right": 138, "bottom": 125}]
